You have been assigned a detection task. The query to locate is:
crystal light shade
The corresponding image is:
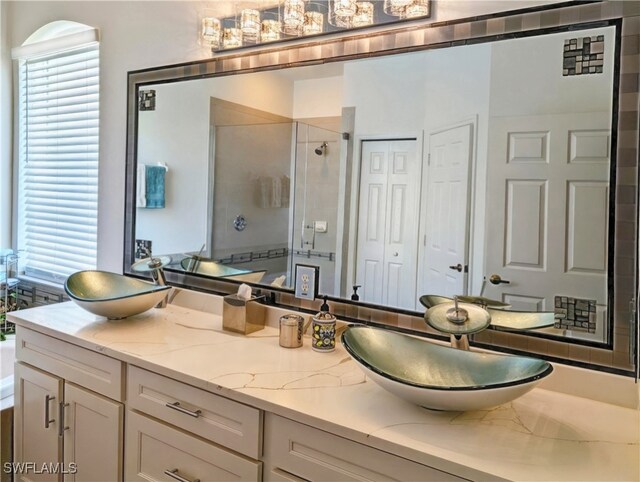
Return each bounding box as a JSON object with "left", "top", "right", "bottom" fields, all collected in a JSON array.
[
  {"left": 201, "top": 17, "right": 221, "bottom": 49},
  {"left": 352, "top": 2, "right": 374, "bottom": 27},
  {"left": 303, "top": 11, "right": 324, "bottom": 35},
  {"left": 404, "top": 0, "right": 430, "bottom": 18},
  {"left": 222, "top": 28, "right": 243, "bottom": 49},
  {"left": 241, "top": 9, "right": 261, "bottom": 42},
  {"left": 261, "top": 19, "right": 282, "bottom": 42},
  {"left": 383, "top": 0, "right": 412, "bottom": 16},
  {"left": 283, "top": 0, "right": 305, "bottom": 35},
  {"left": 333, "top": 0, "right": 357, "bottom": 16}
]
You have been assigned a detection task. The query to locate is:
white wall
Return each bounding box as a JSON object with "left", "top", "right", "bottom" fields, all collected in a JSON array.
[
  {"left": 490, "top": 26, "right": 615, "bottom": 117},
  {"left": 293, "top": 76, "right": 343, "bottom": 119},
  {"left": 1, "top": 0, "right": 570, "bottom": 275}
]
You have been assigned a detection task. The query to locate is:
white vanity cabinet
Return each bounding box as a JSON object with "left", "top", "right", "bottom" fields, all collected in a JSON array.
[
  {"left": 14, "top": 328, "right": 124, "bottom": 482},
  {"left": 125, "top": 366, "right": 263, "bottom": 481},
  {"left": 263, "top": 414, "right": 466, "bottom": 482}
]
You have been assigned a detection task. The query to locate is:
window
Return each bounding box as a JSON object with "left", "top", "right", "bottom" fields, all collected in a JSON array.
[{"left": 16, "top": 26, "right": 99, "bottom": 283}]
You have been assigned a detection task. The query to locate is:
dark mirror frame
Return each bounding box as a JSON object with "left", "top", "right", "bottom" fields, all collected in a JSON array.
[{"left": 125, "top": 1, "right": 640, "bottom": 377}]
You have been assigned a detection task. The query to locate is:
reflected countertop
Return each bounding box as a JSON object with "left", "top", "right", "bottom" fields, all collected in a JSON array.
[{"left": 8, "top": 301, "right": 640, "bottom": 482}]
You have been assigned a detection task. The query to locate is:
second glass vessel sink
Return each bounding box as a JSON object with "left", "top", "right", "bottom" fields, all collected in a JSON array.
[{"left": 342, "top": 325, "right": 553, "bottom": 411}]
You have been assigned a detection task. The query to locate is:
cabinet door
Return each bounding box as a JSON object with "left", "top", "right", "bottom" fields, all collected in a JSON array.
[
  {"left": 125, "top": 410, "right": 261, "bottom": 482},
  {"left": 14, "top": 362, "right": 63, "bottom": 482},
  {"left": 62, "top": 383, "right": 123, "bottom": 482}
]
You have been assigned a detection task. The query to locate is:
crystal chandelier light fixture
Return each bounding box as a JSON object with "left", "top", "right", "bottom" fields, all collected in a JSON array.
[
  {"left": 261, "top": 19, "right": 282, "bottom": 42},
  {"left": 383, "top": 0, "right": 412, "bottom": 16},
  {"left": 403, "top": 0, "right": 430, "bottom": 18},
  {"left": 303, "top": 11, "right": 324, "bottom": 35},
  {"left": 283, "top": 0, "right": 306, "bottom": 35},
  {"left": 352, "top": 2, "right": 374, "bottom": 27},
  {"left": 201, "top": 17, "right": 222, "bottom": 49},
  {"left": 222, "top": 27, "right": 243, "bottom": 49},
  {"left": 241, "top": 9, "right": 261, "bottom": 42},
  {"left": 332, "top": 0, "right": 357, "bottom": 17}
]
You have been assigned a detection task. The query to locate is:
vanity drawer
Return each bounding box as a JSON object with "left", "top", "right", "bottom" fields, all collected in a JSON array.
[
  {"left": 127, "top": 365, "right": 262, "bottom": 459},
  {"left": 264, "top": 414, "right": 466, "bottom": 482},
  {"left": 16, "top": 327, "right": 124, "bottom": 401},
  {"left": 125, "top": 410, "right": 261, "bottom": 482}
]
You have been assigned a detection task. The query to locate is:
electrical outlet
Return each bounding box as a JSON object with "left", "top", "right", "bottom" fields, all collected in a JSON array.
[
  {"left": 294, "top": 264, "right": 319, "bottom": 300},
  {"left": 135, "top": 239, "right": 152, "bottom": 259}
]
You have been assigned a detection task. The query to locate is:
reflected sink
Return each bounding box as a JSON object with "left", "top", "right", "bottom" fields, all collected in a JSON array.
[
  {"left": 65, "top": 271, "right": 170, "bottom": 320},
  {"left": 342, "top": 325, "right": 553, "bottom": 411}
]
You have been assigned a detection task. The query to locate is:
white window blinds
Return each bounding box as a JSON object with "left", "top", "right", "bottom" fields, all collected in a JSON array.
[{"left": 18, "top": 44, "right": 99, "bottom": 283}]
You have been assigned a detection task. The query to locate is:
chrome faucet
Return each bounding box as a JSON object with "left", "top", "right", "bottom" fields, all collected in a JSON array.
[
  {"left": 140, "top": 247, "right": 168, "bottom": 308},
  {"left": 424, "top": 295, "right": 491, "bottom": 351}
]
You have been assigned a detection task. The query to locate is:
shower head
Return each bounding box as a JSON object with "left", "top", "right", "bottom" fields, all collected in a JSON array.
[{"left": 314, "top": 142, "right": 328, "bottom": 156}]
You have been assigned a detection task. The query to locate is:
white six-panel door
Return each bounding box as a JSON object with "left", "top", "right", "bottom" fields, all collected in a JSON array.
[
  {"left": 419, "top": 124, "right": 473, "bottom": 299},
  {"left": 484, "top": 112, "right": 609, "bottom": 336},
  {"left": 355, "top": 140, "right": 420, "bottom": 309}
]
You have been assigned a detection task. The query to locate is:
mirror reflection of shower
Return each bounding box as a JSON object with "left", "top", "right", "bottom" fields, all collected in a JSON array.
[{"left": 315, "top": 142, "right": 328, "bottom": 156}]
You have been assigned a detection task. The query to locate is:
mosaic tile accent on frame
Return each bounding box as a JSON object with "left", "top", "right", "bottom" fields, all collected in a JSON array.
[
  {"left": 138, "top": 89, "right": 156, "bottom": 111},
  {"left": 555, "top": 296, "right": 597, "bottom": 333},
  {"left": 563, "top": 35, "right": 605, "bottom": 76}
]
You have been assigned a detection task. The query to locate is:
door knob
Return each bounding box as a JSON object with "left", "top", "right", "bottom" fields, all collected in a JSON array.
[
  {"left": 449, "top": 264, "right": 463, "bottom": 272},
  {"left": 489, "top": 274, "right": 510, "bottom": 285}
]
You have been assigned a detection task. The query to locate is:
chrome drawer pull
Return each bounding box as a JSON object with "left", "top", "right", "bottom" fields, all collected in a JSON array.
[
  {"left": 165, "top": 401, "right": 202, "bottom": 418},
  {"left": 164, "top": 468, "right": 200, "bottom": 482},
  {"left": 44, "top": 395, "right": 55, "bottom": 429}
]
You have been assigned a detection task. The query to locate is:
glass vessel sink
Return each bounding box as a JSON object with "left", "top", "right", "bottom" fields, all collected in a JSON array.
[
  {"left": 64, "top": 271, "right": 170, "bottom": 319},
  {"left": 342, "top": 325, "right": 553, "bottom": 411}
]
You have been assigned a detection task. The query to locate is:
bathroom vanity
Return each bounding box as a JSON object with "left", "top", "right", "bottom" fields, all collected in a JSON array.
[{"left": 9, "top": 295, "right": 639, "bottom": 482}]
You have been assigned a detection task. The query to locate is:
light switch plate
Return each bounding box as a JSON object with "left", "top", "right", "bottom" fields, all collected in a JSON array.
[
  {"left": 314, "top": 220, "right": 328, "bottom": 233},
  {"left": 294, "top": 264, "right": 319, "bottom": 300}
]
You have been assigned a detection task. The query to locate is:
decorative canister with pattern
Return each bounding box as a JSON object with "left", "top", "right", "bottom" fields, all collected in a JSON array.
[{"left": 312, "top": 297, "right": 336, "bottom": 352}]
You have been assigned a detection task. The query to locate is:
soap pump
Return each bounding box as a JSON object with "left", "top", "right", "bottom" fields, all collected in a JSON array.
[
  {"left": 312, "top": 295, "right": 337, "bottom": 352},
  {"left": 351, "top": 285, "right": 361, "bottom": 301}
]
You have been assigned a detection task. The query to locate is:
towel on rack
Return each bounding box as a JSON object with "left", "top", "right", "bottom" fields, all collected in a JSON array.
[
  {"left": 271, "top": 176, "right": 282, "bottom": 208},
  {"left": 258, "top": 176, "right": 270, "bottom": 208},
  {"left": 280, "top": 175, "right": 290, "bottom": 208},
  {"left": 145, "top": 165, "right": 166, "bottom": 209},
  {"left": 136, "top": 164, "right": 147, "bottom": 207}
]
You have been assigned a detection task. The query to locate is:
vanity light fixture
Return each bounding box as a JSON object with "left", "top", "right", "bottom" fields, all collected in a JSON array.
[
  {"left": 201, "top": 17, "right": 222, "bottom": 49},
  {"left": 384, "top": 0, "right": 412, "bottom": 16},
  {"left": 303, "top": 11, "right": 324, "bottom": 35},
  {"left": 352, "top": 2, "right": 374, "bottom": 27},
  {"left": 403, "top": 0, "right": 430, "bottom": 18},
  {"left": 222, "top": 27, "right": 243, "bottom": 49},
  {"left": 261, "top": 19, "right": 282, "bottom": 42},
  {"left": 283, "top": 0, "right": 306, "bottom": 36},
  {"left": 241, "top": 9, "right": 261, "bottom": 43},
  {"left": 332, "top": 0, "right": 357, "bottom": 17}
]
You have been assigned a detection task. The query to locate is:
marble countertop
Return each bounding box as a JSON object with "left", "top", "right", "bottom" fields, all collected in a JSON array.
[{"left": 9, "top": 301, "right": 640, "bottom": 482}]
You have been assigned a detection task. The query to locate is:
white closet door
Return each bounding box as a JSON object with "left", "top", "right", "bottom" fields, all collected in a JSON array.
[{"left": 356, "top": 139, "right": 420, "bottom": 309}]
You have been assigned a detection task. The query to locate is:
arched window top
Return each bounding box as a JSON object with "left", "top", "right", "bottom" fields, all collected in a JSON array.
[
  {"left": 22, "top": 20, "right": 94, "bottom": 45},
  {"left": 12, "top": 20, "right": 99, "bottom": 59}
]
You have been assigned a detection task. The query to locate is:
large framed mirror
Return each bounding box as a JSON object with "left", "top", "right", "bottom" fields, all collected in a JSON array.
[{"left": 125, "top": 1, "right": 639, "bottom": 376}]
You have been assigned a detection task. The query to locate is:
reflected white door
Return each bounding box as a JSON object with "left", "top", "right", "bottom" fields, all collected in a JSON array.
[
  {"left": 419, "top": 124, "right": 473, "bottom": 299},
  {"left": 484, "top": 113, "right": 609, "bottom": 335},
  {"left": 356, "top": 140, "right": 420, "bottom": 309}
]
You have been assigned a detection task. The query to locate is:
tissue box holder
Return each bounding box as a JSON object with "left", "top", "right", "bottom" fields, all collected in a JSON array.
[{"left": 222, "top": 294, "right": 266, "bottom": 334}]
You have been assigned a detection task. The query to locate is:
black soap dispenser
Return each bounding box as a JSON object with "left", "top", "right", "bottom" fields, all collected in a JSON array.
[
  {"left": 351, "top": 285, "right": 361, "bottom": 301},
  {"left": 312, "top": 296, "right": 336, "bottom": 353}
]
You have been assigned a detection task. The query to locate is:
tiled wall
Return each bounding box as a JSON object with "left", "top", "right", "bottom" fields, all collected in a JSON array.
[{"left": 126, "top": 1, "right": 640, "bottom": 375}]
